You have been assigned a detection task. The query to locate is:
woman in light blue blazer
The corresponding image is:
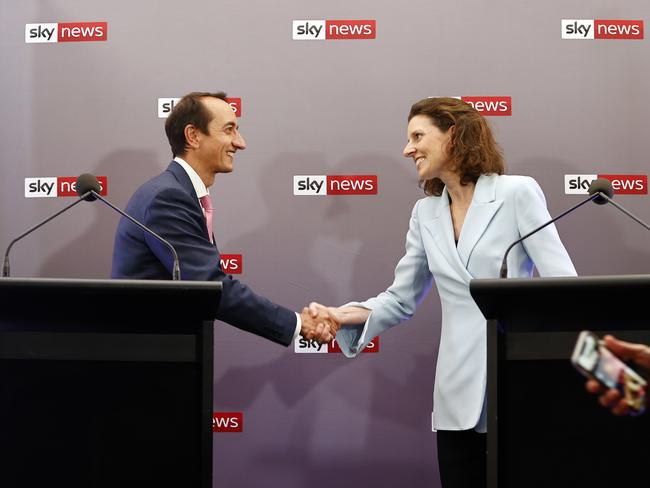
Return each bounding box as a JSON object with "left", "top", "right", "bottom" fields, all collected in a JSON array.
[{"left": 311, "top": 97, "right": 577, "bottom": 487}]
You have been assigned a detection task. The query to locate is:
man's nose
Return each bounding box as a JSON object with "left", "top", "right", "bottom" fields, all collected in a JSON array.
[{"left": 234, "top": 132, "right": 246, "bottom": 150}]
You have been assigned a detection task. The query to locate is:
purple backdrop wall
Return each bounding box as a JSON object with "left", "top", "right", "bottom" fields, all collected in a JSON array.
[{"left": 1, "top": 1, "right": 649, "bottom": 486}]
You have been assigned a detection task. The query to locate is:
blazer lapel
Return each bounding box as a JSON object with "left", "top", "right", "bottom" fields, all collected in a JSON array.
[
  {"left": 423, "top": 187, "right": 473, "bottom": 282},
  {"left": 456, "top": 174, "right": 503, "bottom": 268}
]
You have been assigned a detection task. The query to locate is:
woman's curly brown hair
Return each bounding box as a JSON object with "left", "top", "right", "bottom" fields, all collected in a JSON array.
[{"left": 408, "top": 97, "right": 506, "bottom": 196}]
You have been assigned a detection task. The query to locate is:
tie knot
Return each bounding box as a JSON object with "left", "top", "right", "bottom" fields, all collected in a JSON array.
[{"left": 199, "top": 194, "right": 213, "bottom": 211}]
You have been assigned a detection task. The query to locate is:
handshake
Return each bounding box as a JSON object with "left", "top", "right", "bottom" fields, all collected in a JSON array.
[
  {"left": 299, "top": 302, "right": 342, "bottom": 344},
  {"left": 298, "top": 303, "right": 372, "bottom": 344}
]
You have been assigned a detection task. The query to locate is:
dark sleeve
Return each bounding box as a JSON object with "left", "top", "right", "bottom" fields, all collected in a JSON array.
[{"left": 144, "top": 187, "right": 297, "bottom": 346}]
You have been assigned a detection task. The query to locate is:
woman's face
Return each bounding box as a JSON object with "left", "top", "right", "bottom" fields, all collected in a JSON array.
[{"left": 403, "top": 115, "right": 452, "bottom": 181}]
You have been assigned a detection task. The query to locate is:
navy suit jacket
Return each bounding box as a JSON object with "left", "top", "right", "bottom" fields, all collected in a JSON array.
[{"left": 111, "top": 161, "right": 296, "bottom": 346}]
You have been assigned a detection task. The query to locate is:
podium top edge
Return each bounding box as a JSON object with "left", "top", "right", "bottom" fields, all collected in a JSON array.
[
  {"left": 471, "top": 274, "right": 650, "bottom": 290},
  {"left": 0, "top": 277, "right": 223, "bottom": 292},
  {"left": 470, "top": 274, "right": 650, "bottom": 325}
]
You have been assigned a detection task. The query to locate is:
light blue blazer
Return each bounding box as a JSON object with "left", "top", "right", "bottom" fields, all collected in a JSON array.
[{"left": 335, "top": 174, "right": 577, "bottom": 431}]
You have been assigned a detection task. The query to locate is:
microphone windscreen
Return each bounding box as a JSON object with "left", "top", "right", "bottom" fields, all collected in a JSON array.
[
  {"left": 587, "top": 178, "right": 614, "bottom": 205},
  {"left": 76, "top": 174, "right": 101, "bottom": 201}
]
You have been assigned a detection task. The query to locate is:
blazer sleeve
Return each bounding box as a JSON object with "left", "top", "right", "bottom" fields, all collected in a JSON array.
[
  {"left": 514, "top": 177, "right": 577, "bottom": 277},
  {"left": 144, "top": 186, "right": 297, "bottom": 346},
  {"left": 336, "top": 199, "right": 434, "bottom": 357}
]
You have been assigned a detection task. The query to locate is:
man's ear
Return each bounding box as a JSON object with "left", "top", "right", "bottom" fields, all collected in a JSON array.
[{"left": 184, "top": 124, "right": 201, "bottom": 150}]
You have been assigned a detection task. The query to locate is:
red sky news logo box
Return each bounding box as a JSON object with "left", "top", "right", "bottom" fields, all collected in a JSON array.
[
  {"left": 294, "top": 336, "right": 379, "bottom": 353},
  {"left": 460, "top": 96, "right": 511, "bottom": 116},
  {"left": 437, "top": 96, "right": 511, "bottom": 116},
  {"left": 292, "top": 20, "right": 376, "bottom": 40},
  {"left": 220, "top": 254, "right": 242, "bottom": 274},
  {"left": 158, "top": 98, "right": 241, "bottom": 118},
  {"left": 293, "top": 175, "right": 378, "bottom": 195},
  {"left": 25, "top": 22, "right": 107, "bottom": 43},
  {"left": 562, "top": 19, "right": 644, "bottom": 39},
  {"left": 213, "top": 412, "right": 243, "bottom": 432},
  {"left": 564, "top": 174, "right": 647, "bottom": 195},
  {"left": 25, "top": 176, "right": 108, "bottom": 198}
]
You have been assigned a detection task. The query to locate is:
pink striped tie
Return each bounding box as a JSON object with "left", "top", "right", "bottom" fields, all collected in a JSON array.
[{"left": 199, "top": 194, "right": 213, "bottom": 243}]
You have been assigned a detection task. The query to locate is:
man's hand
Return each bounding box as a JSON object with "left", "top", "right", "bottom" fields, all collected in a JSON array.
[
  {"left": 299, "top": 306, "right": 340, "bottom": 344},
  {"left": 585, "top": 335, "right": 650, "bottom": 415}
]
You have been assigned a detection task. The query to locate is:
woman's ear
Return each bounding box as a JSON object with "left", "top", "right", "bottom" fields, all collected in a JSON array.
[{"left": 445, "top": 125, "right": 456, "bottom": 154}]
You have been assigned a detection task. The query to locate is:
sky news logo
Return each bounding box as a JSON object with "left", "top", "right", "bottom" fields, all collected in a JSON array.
[
  {"left": 292, "top": 20, "right": 376, "bottom": 40},
  {"left": 158, "top": 97, "right": 241, "bottom": 118},
  {"left": 562, "top": 19, "right": 644, "bottom": 39},
  {"left": 294, "top": 336, "right": 379, "bottom": 353},
  {"left": 213, "top": 412, "right": 243, "bottom": 432},
  {"left": 25, "top": 176, "right": 108, "bottom": 198},
  {"left": 293, "top": 175, "right": 378, "bottom": 196},
  {"left": 565, "top": 174, "right": 648, "bottom": 195},
  {"left": 220, "top": 254, "right": 242, "bottom": 274},
  {"left": 25, "top": 22, "right": 107, "bottom": 43}
]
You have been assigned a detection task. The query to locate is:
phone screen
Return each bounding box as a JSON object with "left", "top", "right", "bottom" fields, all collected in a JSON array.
[
  {"left": 573, "top": 331, "right": 647, "bottom": 413},
  {"left": 594, "top": 345, "right": 630, "bottom": 389}
]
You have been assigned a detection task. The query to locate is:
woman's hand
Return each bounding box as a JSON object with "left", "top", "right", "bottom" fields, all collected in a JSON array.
[{"left": 308, "top": 302, "right": 371, "bottom": 326}]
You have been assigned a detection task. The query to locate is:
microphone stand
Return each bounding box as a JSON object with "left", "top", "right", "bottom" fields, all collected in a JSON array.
[
  {"left": 596, "top": 193, "right": 650, "bottom": 231},
  {"left": 499, "top": 193, "right": 601, "bottom": 278},
  {"left": 2, "top": 192, "right": 92, "bottom": 277}
]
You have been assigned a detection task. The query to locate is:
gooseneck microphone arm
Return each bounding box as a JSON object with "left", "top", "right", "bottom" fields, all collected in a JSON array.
[
  {"left": 88, "top": 190, "right": 181, "bottom": 280},
  {"left": 2, "top": 193, "right": 91, "bottom": 277},
  {"left": 595, "top": 193, "right": 650, "bottom": 232},
  {"left": 499, "top": 193, "right": 601, "bottom": 278},
  {"left": 74, "top": 174, "right": 181, "bottom": 281},
  {"left": 4, "top": 173, "right": 182, "bottom": 280}
]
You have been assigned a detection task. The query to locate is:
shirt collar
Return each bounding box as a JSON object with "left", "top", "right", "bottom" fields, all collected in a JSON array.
[{"left": 174, "top": 157, "right": 209, "bottom": 199}]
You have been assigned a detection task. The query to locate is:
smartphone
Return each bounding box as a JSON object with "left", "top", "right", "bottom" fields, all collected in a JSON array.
[{"left": 571, "top": 330, "right": 647, "bottom": 414}]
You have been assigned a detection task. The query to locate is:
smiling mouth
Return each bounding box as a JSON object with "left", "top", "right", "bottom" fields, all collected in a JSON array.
[{"left": 415, "top": 157, "right": 426, "bottom": 168}]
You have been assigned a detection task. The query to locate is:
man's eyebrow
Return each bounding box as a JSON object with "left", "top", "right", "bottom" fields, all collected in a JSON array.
[{"left": 222, "top": 121, "right": 237, "bottom": 129}]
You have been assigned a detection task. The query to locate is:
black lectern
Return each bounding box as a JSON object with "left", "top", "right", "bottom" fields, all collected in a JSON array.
[
  {"left": 470, "top": 275, "right": 650, "bottom": 488},
  {"left": 0, "top": 278, "right": 221, "bottom": 488}
]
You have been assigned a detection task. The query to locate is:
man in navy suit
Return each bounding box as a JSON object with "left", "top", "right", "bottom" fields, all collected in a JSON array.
[{"left": 111, "top": 91, "right": 335, "bottom": 345}]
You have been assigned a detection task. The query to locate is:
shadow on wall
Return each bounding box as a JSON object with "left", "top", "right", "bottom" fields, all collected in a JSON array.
[{"left": 38, "top": 149, "right": 159, "bottom": 278}]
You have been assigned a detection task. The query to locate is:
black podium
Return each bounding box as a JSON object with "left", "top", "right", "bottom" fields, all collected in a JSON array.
[
  {"left": 470, "top": 274, "right": 650, "bottom": 488},
  {"left": 0, "top": 278, "right": 221, "bottom": 488}
]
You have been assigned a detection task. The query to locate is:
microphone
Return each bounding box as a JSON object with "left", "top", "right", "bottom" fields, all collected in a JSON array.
[
  {"left": 498, "top": 180, "right": 609, "bottom": 278},
  {"left": 75, "top": 174, "right": 182, "bottom": 280},
  {"left": 76, "top": 173, "right": 102, "bottom": 201},
  {"left": 587, "top": 177, "right": 650, "bottom": 232},
  {"left": 587, "top": 177, "right": 614, "bottom": 205}
]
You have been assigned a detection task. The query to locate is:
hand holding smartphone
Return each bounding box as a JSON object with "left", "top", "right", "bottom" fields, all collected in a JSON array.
[{"left": 571, "top": 330, "right": 647, "bottom": 414}]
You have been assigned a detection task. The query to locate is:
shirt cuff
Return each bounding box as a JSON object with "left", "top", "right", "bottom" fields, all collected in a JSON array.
[{"left": 292, "top": 312, "right": 301, "bottom": 343}]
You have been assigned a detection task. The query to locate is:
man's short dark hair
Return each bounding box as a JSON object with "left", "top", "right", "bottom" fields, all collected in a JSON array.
[{"left": 164, "top": 91, "right": 227, "bottom": 157}]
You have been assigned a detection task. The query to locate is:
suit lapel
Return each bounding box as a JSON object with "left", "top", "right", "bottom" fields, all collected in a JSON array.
[
  {"left": 167, "top": 161, "right": 215, "bottom": 245},
  {"left": 167, "top": 161, "right": 200, "bottom": 203},
  {"left": 456, "top": 174, "right": 503, "bottom": 268}
]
